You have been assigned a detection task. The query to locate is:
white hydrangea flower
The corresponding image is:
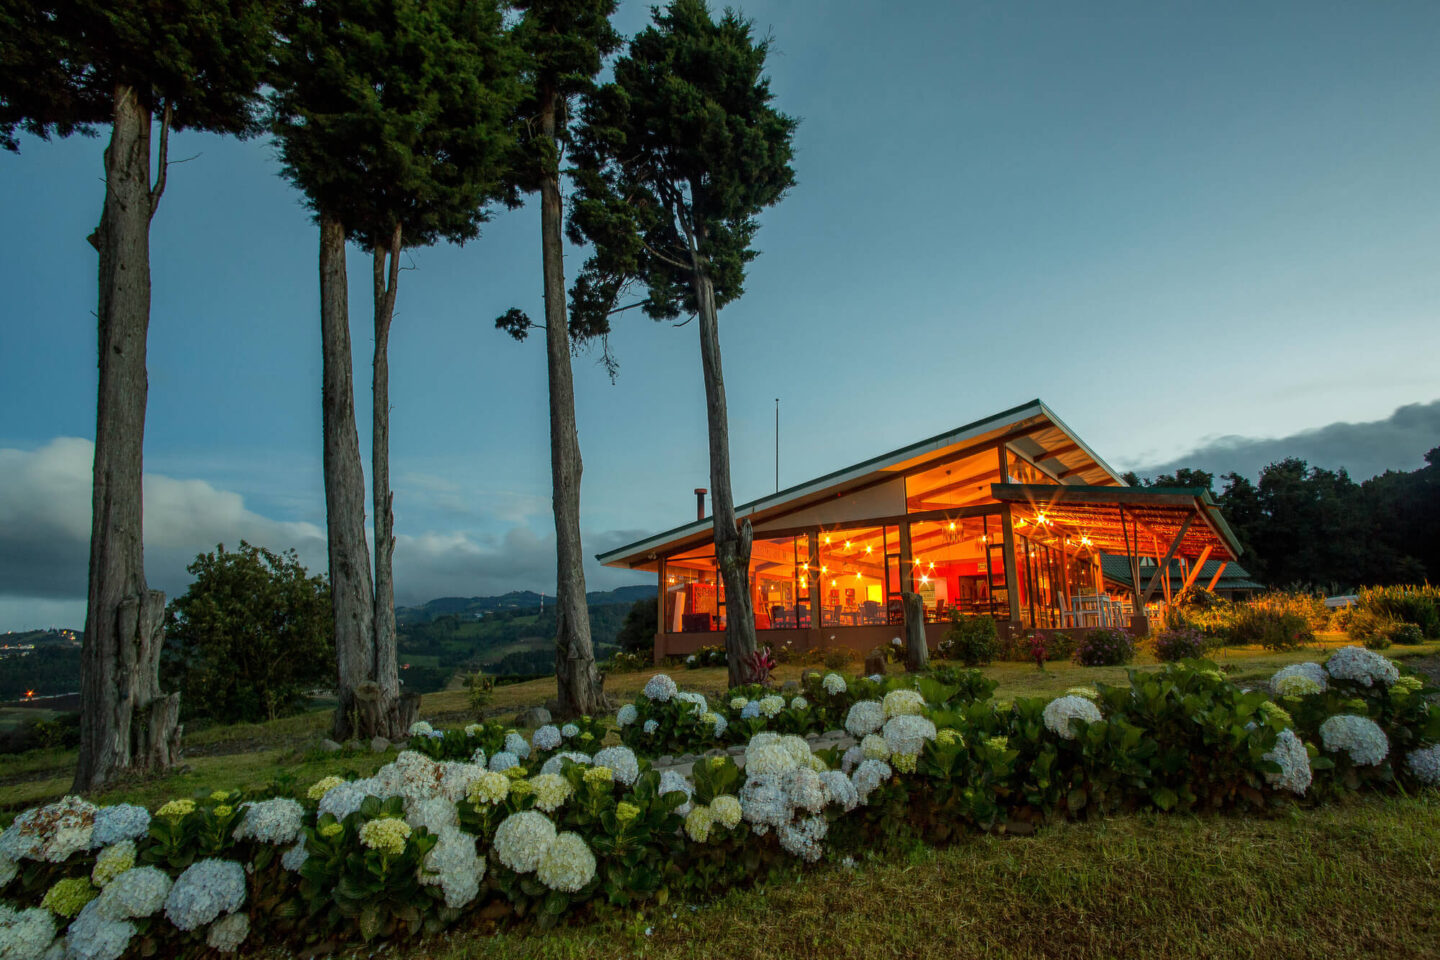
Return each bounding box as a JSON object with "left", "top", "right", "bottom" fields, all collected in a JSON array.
[
  {"left": 659, "top": 770, "right": 695, "bottom": 816},
  {"left": 822, "top": 673, "right": 847, "bottom": 695},
  {"left": 1319, "top": 714, "right": 1389, "bottom": 765},
  {"left": 840, "top": 745, "right": 865, "bottom": 772},
  {"left": 1262, "top": 729, "right": 1312, "bottom": 795},
  {"left": 1270, "top": 662, "right": 1328, "bottom": 696},
  {"left": 844, "top": 701, "right": 885, "bottom": 737},
  {"left": 372, "top": 751, "right": 448, "bottom": 801},
  {"left": 470, "top": 748, "right": 488, "bottom": 767},
  {"left": 163, "top": 859, "right": 246, "bottom": 931},
  {"left": 1043, "top": 695, "right": 1103, "bottom": 740},
  {"left": 65, "top": 899, "right": 133, "bottom": 960},
  {"left": 729, "top": 697, "right": 747, "bottom": 711},
  {"left": 488, "top": 751, "right": 521, "bottom": 773},
  {"left": 738, "top": 774, "right": 790, "bottom": 829},
  {"left": 819, "top": 770, "right": 859, "bottom": 811},
  {"left": 90, "top": 840, "right": 135, "bottom": 888},
  {"left": 851, "top": 759, "right": 892, "bottom": 803},
  {"left": 532, "top": 725, "right": 563, "bottom": 752},
  {"left": 233, "top": 797, "right": 305, "bottom": 845},
  {"left": 643, "top": 719, "right": 659, "bottom": 736},
  {"left": 1406, "top": 745, "right": 1440, "bottom": 785},
  {"left": 420, "top": 826, "right": 485, "bottom": 909},
  {"left": 536, "top": 832, "right": 595, "bottom": 892},
  {"left": 528, "top": 774, "right": 574, "bottom": 814},
  {"left": 790, "top": 697, "right": 808, "bottom": 710},
  {"left": 540, "top": 751, "right": 592, "bottom": 776},
  {"left": 686, "top": 655, "right": 698, "bottom": 665},
  {"left": 504, "top": 732, "right": 532, "bottom": 759},
  {"left": 493, "top": 811, "right": 557, "bottom": 874},
  {"left": 615, "top": 704, "right": 638, "bottom": 727},
  {"left": 89, "top": 805, "right": 150, "bottom": 849},
  {"left": 591, "top": 747, "right": 639, "bottom": 786},
  {"left": 882, "top": 689, "right": 926, "bottom": 718},
  {"left": 405, "top": 796, "right": 459, "bottom": 835},
  {"left": 705, "top": 712, "right": 728, "bottom": 737},
  {"left": 860, "top": 734, "right": 889, "bottom": 760},
  {"left": 676, "top": 691, "right": 709, "bottom": 716},
  {"left": 0, "top": 904, "right": 56, "bottom": 960},
  {"left": 883, "top": 715, "right": 937, "bottom": 758},
  {"left": 684, "top": 804, "right": 712, "bottom": 842},
  {"left": 467, "top": 770, "right": 510, "bottom": 806},
  {"left": 206, "top": 912, "right": 249, "bottom": 953},
  {"left": 777, "top": 815, "right": 827, "bottom": 862},
  {"left": 758, "top": 695, "right": 785, "bottom": 718},
  {"left": 408, "top": 721, "right": 434, "bottom": 737},
  {"left": 781, "top": 767, "right": 827, "bottom": 813},
  {"left": 1325, "top": 647, "right": 1400, "bottom": 687},
  {"left": 437, "top": 761, "right": 487, "bottom": 804},
  {"left": 710, "top": 794, "right": 743, "bottom": 829},
  {"left": 643, "top": 674, "right": 678, "bottom": 702},
  {"left": 561, "top": 723, "right": 579, "bottom": 738},
  {"left": 464, "top": 723, "right": 484, "bottom": 738},
  {"left": 94, "top": 866, "right": 171, "bottom": 919},
  {"left": 280, "top": 835, "right": 308, "bottom": 873},
  {"left": 740, "top": 700, "right": 761, "bottom": 719},
  {"left": 745, "top": 734, "right": 802, "bottom": 776},
  {"left": 867, "top": 674, "right": 884, "bottom": 683},
  {"left": 0, "top": 795, "right": 97, "bottom": 863},
  {"left": 318, "top": 779, "right": 376, "bottom": 821}
]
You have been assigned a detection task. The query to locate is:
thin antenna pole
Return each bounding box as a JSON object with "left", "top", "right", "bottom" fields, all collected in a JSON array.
[{"left": 774, "top": 398, "right": 780, "bottom": 493}]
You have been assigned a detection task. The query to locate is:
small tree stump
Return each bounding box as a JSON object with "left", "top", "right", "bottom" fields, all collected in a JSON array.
[{"left": 863, "top": 651, "right": 886, "bottom": 677}]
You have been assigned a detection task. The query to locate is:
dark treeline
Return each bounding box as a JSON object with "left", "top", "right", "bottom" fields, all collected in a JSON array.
[{"left": 1126, "top": 447, "right": 1440, "bottom": 589}]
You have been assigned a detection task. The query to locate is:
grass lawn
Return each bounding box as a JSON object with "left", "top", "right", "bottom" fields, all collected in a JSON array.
[
  {"left": 411, "top": 794, "right": 1440, "bottom": 960},
  {"left": 3, "top": 635, "right": 1436, "bottom": 817}
]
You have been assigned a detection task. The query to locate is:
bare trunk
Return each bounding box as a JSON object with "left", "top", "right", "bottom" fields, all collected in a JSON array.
[
  {"left": 690, "top": 257, "right": 757, "bottom": 688},
  {"left": 74, "top": 84, "right": 180, "bottom": 793},
  {"left": 902, "top": 591, "right": 929, "bottom": 672},
  {"left": 370, "top": 225, "right": 403, "bottom": 738},
  {"left": 320, "top": 215, "right": 379, "bottom": 741},
  {"left": 540, "top": 86, "right": 606, "bottom": 718}
]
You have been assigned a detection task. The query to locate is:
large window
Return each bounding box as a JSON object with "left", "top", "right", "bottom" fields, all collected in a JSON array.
[
  {"left": 664, "top": 546, "right": 721, "bottom": 632},
  {"left": 750, "top": 536, "right": 810, "bottom": 629},
  {"left": 817, "top": 526, "right": 894, "bottom": 626},
  {"left": 907, "top": 515, "right": 1003, "bottom": 623}
]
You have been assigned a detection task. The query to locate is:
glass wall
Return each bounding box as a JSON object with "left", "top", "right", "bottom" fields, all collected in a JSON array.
[
  {"left": 664, "top": 546, "right": 721, "bottom": 633},
  {"left": 817, "top": 526, "right": 893, "bottom": 626},
  {"left": 906, "top": 515, "right": 1002, "bottom": 623},
  {"left": 751, "top": 535, "right": 809, "bottom": 629}
]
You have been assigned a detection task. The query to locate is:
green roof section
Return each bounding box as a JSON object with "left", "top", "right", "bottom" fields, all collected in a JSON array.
[{"left": 1099, "top": 554, "right": 1263, "bottom": 591}]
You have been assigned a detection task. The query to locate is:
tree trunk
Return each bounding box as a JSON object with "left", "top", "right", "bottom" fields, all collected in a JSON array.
[
  {"left": 74, "top": 84, "right": 180, "bottom": 793},
  {"left": 690, "top": 258, "right": 757, "bottom": 688},
  {"left": 902, "top": 591, "right": 929, "bottom": 672},
  {"left": 370, "top": 225, "right": 403, "bottom": 738},
  {"left": 539, "top": 84, "right": 606, "bottom": 718},
  {"left": 320, "top": 215, "right": 379, "bottom": 741}
]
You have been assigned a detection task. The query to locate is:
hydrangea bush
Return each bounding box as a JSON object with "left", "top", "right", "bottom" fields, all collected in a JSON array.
[{"left": 1, "top": 653, "right": 1436, "bottom": 957}]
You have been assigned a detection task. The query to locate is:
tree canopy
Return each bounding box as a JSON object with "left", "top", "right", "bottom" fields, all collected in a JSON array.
[{"left": 163, "top": 542, "right": 333, "bottom": 724}]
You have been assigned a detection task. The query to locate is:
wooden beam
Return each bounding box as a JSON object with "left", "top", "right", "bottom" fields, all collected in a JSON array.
[
  {"left": 1179, "top": 545, "right": 1212, "bottom": 594},
  {"left": 1000, "top": 505, "right": 1021, "bottom": 623},
  {"left": 1141, "top": 514, "right": 1194, "bottom": 605},
  {"left": 1206, "top": 561, "right": 1228, "bottom": 592}
]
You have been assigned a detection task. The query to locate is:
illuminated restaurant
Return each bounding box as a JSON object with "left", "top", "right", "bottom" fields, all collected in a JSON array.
[{"left": 598, "top": 400, "right": 1243, "bottom": 661}]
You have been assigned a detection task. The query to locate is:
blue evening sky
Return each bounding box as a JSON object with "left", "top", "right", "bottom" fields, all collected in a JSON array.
[{"left": 2, "top": 1, "right": 1438, "bottom": 629}]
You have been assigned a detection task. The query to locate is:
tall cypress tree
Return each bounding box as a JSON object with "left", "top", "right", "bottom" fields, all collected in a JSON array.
[
  {"left": 569, "top": 0, "right": 796, "bottom": 686},
  {"left": 493, "top": 0, "right": 620, "bottom": 718},
  {"left": 271, "top": 0, "right": 521, "bottom": 739},
  {"left": 0, "top": 0, "right": 275, "bottom": 791}
]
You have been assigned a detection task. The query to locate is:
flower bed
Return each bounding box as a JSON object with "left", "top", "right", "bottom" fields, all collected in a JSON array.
[{"left": 1, "top": 649, "right": 1437, "bottom": 958}]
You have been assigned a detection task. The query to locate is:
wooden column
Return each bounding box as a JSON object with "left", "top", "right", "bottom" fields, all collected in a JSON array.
[
  {"left": 1206, "top": 561, "right": 1228, "bottom": 592},
  {"left": 654, "top": 559, "right": 666, "bottom": 664},
  {"left": 1000, "top": 505, "right": 1021, "bottom": 624},
  {"left": 807, "top": 530, "right": 822, "bottom": 650},
  {"left": 1179, "top": 546, "right": 1212, "bottom": 595}
]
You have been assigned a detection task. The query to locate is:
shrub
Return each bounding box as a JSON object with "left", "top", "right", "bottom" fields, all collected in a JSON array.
[
  {"left": 1353, "top": 585, "right": 1440, "bottom": 639},
  {"left": 996, "top": 629, "right": 1079, "bottom": 663},
  {"left": 607, "top": 651, "right": 648, "bottom": 673},
  {"left": 939, "top": 614, "right": 999, "bottom": 666},
  {"left": 1072, "top": 628, "right": 1136, "bottom": 667},
  {"left": 1228, "top": 607, "right": 1312, "bottom": 650},
  {"left": 1364, "top": 631, "right": 1393, "bottom": 651},
  {"left": 1391, "top": 622, "right": 1425, "bottom": 646},
  {"left": 822, "top": 648, "right": 855, "bottom": 670},
  {"left": 1153, "top": 627, "right": 1206, "bottom": 662}
]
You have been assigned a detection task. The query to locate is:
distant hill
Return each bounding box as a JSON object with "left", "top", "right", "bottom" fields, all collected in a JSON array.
[{"left": 396, "top": 584, "right": 654, "bottom": 625}]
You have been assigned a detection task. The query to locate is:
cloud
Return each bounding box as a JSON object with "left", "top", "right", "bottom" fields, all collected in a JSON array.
[
  {"left": 1135, "top": 399, "right": 1440, "bottom": 482},
  {"left": 0, "top": 437, "right": 650, "bottom": 629}
]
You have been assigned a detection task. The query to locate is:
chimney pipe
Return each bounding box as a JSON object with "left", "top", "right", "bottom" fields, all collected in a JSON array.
[{"left": 694, "top": 488, "right": 707, "bottom": 521}]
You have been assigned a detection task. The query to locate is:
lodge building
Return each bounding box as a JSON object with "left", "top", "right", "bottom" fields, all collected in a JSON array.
[{"left": 598, "top": 400, "right": 1243, "bottom": 662}]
